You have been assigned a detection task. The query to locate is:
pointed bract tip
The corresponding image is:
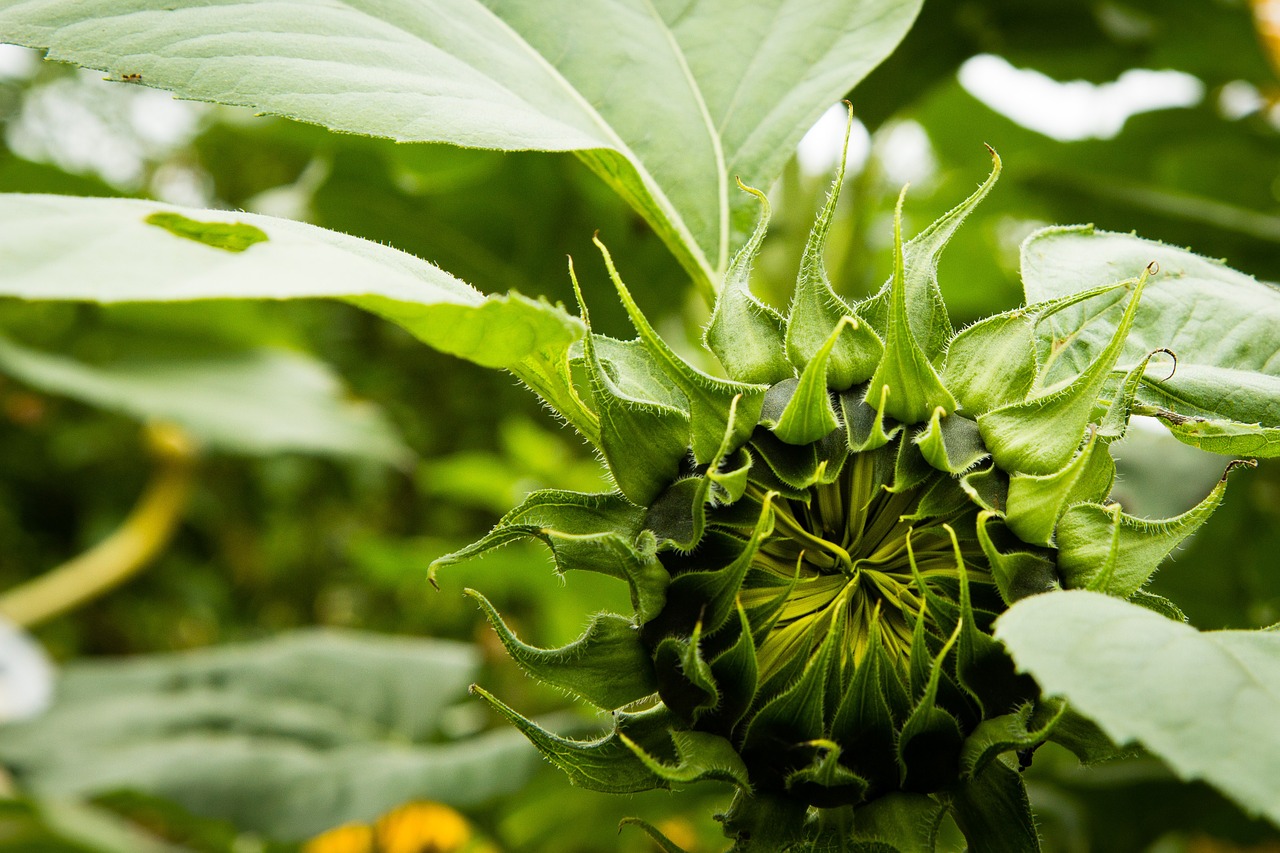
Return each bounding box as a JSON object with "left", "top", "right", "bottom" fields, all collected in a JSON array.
[{"left": 567, "top": 256, "right": 588, "bottom": 317}]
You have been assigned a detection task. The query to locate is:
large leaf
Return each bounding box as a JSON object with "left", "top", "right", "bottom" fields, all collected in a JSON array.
[
  {"left": 0, "top": 195, "right": 579, "bottom": 367},
  {"left": 996, "top": 590, "right": 1280, "bottom": 827},
  {"left": 0, "top": 194, "right": 594, "bottom": 430},
  {"left": 1020, "top": 227, "right": 1280, "bottom": 445},
  {"left": 0, "top": 0, "right": 921, "bottom": 294},
  {"left": 0, "top": 629, "right": 539, "bottom": 841},
  {"left": 0, "top": 335, "right": 409, "bottom": 463}
]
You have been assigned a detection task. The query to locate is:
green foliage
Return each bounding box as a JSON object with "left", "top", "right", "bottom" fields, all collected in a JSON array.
[
  {"left": 0, "top": 629, "right": 539, "bottom": 841},
  {"left": 0, "top": 0, "right": 922, "bottom": 296},
  {"left": 997, "top": 590, "right": 1280, "bottom": 827},
  {"left": 0, "top": 334, "right": 408, "bottom": 462}
]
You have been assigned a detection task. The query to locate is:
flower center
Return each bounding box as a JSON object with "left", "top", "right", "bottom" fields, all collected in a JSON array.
[{"left": 737, "top": 450, "right": 988, "bottom": 682}]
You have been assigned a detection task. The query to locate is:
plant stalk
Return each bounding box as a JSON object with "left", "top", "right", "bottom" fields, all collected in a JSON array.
[{"left": 0, "top": 423, "right": 197, "bottom": 627}]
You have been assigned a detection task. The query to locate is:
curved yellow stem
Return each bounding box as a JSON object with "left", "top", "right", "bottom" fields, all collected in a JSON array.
[{"left": 0, "top": 423, "right": 197, "bottom": 628}]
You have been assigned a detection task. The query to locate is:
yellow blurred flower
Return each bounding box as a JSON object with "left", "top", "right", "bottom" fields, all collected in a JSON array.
[
  {"left": 303, "top": 801, "right": 495, "bottom": 853},
  {"left": 303, "top": 822, "right": 374, "bottom": 853},
  {"left": 376, "top": 802, "right": 472, "bottom": 853}
]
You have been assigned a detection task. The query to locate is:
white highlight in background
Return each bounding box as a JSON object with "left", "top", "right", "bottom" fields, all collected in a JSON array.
[
  {"left": 796, "top": 104, "right": 871, "bottom": 177},
  {"left": 959, "top": 54, "right": 1204, "bottom": 141}
]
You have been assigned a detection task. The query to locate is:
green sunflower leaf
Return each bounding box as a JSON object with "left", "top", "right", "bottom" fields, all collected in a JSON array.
[
  {"left": 742, "top": 609, "right": 843, "bottom": 756},
  {"left": 663, "top": 497, "right": 775, "bottom": 635},
  {"left": 841, "top": 383, "right": 902, "bottom": 453},
  {"left": 707, "top": 605, "right": 761, "bottom": 731},
  {"left": 0, "top": 194, "right": 594, "bottom": 438},
  {"left": 1150, "top": 411, "right": 1280, "bottom": 458},
  {"left": 1005, "top": 428, "right": 1115, "bottom": 547},
  {"left": 1022, "top": 227, "right": 1280, "bottom": 434},
  {"left": 942, "top": 279, "right": 1133, "bottom": 419},
  {"left": 428, "top": 489, "right": 669, "bottom": 622},
  {"left": 0, "top": 631, "right": 535, "bottom": 841},
  {"left": 958, "top": 701, "right": 1064, "bottom": 781},
  {"left": 995, "top": 590, "right": 1280, "bottom": 827},
  {"left": 914, "top": 409, "right": 989, "bottom": 475},
  {"left": 0, "top": 335, "right": 409, "bottom": 465},
  {"left": 573, "top": 268, "right": 691, "bottom": 505},
  {"left": 832, "top": 623, "right": 900, "bottom": 789},
  {"left": 785, "top": 740, "right": 870, "bottom": 804},
  {"left": 0, "top": 0, "right": 923, "bottom": 297},
  {"left": 595, "top": 237, "right": 764, "bottom": 463},
  {"left": 653, "top": 622, "right": 720, "bottom": 723},
  {"left": 976, "top": 513, "right": 1059, "bottom": 606},
  {"left": 897, "top": 625, "right": 963, "bottom": 792},
  {"left": 942, "top": 313, "right": 1038, "bottom": 417},
  {"left": 774, "top": 317, "right": 854, "bottom": 445}
]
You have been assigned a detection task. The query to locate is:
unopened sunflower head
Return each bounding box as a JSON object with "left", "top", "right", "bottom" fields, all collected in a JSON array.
[{"left": 432, "top": 134, "right": 1246, "bottom": 846}]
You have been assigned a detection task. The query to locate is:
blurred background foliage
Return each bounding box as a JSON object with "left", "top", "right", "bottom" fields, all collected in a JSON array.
[{"left": 0, "top": 0, "right": 1279, "bottom": 850}]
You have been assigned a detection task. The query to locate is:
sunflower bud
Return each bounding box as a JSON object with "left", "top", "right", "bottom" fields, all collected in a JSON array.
[{"left": 433, "top": 138, "right": 1245, "bottom": 851}]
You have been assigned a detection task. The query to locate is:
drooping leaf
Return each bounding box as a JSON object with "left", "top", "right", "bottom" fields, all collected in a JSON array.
[
  {"left": 0, "top": 334, "right": 408, "bottom": 464},
  {"left": 0, "top": 194, "right": 595, "bottom": 435},
  {"left": 0, "top": 630, "right": 537, "bottom": 841},
  {"left": 0, "top": 0, "right": 922, "bottom": 295},
  {"left": 996, "top": 590, "right": 1280, "bottom": 827}
]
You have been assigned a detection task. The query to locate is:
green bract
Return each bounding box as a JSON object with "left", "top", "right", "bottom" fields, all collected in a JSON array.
[{"left": 432, "top": 147, "right": 1249, "bottom": 852}]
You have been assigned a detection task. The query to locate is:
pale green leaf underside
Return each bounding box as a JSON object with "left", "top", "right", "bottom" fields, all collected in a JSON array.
[
  {"left": 0, "top": 194, "right": 582, "bottom": 371},
  {"left": 0, "top": 335, "right": 410, "bottom": 463},
  {"left": 0, "top": 0, "right": 921, "bottom": 291},
  {"left": 0, "top": 629, "right": 539, "bottom": 841},
  {"left": 996, "top": 590, "right": 1280, "bottom": 827},
  {"left": 1020, "top": 226, "right": 1280, "bottom": 431}
]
